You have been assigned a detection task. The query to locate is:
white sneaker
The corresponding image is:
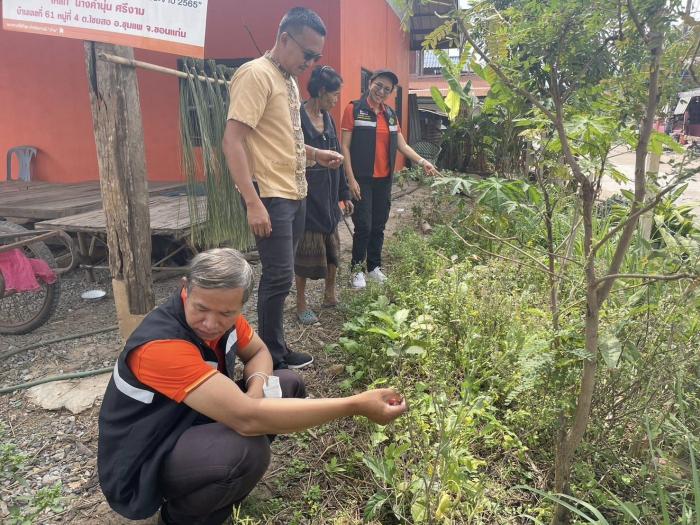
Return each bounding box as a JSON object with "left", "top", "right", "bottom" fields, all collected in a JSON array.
[
  {"left": 367, "top": 267, "right": 388, "bottom": 283},
  {"left": 351, "top": 272, "right": 366, "bottom": 289}
]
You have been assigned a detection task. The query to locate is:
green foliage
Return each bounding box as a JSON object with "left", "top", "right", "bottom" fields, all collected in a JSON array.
[
  {"left": 0, "top": 443, "right": 28, "bottom": 483},
  {"left": 231, "top": 504, "right": 264, "bottom": 525},
  {"left": 394, "top": 165, "right": 430, "bottom": 189},
  {"left": 422, "top": 18, "right": 457, "bottom": 50},
  {"left": 426, "top": 45, "right": 533, "bottom": 175},
  {"left": 517, "top": 485, "right": 614, "bottom": 524},
  {"left": 7, "top": 483, "right": 64, "bottom": 525},
  {"left": 323, "top": 169, "right": 699, "bottom": 522},
  {"left": 1, "top": 426, "right": 65, "bottom": 524},
  {"left": 336, "top": 229, "right": 558, "bottom": 522},
  {"left": 429, "top": 48, "right": 477, "bottom": 122}
]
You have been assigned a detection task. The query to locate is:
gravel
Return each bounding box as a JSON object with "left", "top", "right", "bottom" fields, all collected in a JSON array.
[{"left": 0, "top": 183, "right": 428, "bottom": 523}]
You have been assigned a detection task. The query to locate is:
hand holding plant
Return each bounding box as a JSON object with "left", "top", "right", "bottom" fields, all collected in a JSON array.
[{"left": 354, "top": 388, "right": 407, "bottom": 425}]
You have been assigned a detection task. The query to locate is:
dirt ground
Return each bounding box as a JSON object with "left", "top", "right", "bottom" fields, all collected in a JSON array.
[
  {"left": 0, "top": 183, "right": 430, "bottom": 524},
  {"left": 604, "top": 146, "right": 700, "bottom": 218}
]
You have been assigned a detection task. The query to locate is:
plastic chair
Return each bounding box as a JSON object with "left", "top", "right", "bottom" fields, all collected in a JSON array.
[
  {"left": 7, "top": 146, "right": 37, "bottom": 181},
  {"left": 412, "top": 141, "right": 442, "bottom": 165}
]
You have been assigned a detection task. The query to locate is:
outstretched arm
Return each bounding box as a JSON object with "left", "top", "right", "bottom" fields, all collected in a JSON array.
[
  {"left": 306, "top": 144, "right": 344, "bottom": 170},
  {"left": 184, "top": 373, "right": 406, "bottom": 436},
  {"left": 397, "top": 133, "right": 439, "bottom": 177}
]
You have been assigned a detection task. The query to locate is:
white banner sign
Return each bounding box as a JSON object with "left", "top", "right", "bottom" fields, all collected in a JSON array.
[{"left": 2, "top": 0, "right": 209, "bottom": 57}]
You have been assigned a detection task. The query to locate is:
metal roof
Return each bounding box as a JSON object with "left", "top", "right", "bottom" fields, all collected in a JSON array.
[
  {"left": 675, "top": 97, "right": 691, "bottom": 116},
  {"left": 422, "top": 50, "right": 465, "bottom": 69},
  {"left": 679, "top": 88, "right": 700, "bottom": 99},
  {"left": 675, "top": 88, "right": 700, "bottom": 115},
  {"left": 407, "top": 2, "right": 455, "bottom": 50}
]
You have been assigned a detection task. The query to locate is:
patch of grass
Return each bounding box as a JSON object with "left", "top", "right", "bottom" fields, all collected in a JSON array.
[{"left": 0, "top": 425, "right": 65, "bottom": 525}]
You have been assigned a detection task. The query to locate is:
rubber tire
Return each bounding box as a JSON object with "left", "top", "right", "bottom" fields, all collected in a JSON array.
[{"left": 0, "top": 221, "right": 61, "bottom": 335}]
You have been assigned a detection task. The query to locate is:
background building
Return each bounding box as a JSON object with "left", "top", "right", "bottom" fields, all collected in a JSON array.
[
  {"left": 1, "top": 0, "right": 410, "bottom": 184},
  {"left": 408, "top": 49, "right": 490, "bottom": 145}
]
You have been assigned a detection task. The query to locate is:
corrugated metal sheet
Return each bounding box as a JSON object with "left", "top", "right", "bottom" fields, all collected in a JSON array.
[
  {"left": 674, "top": 88, "right": 700, "bottom": 115},
  {"left": 408, "top": 2, "right": 454, "bottom": 50},
  {"left": 422, "top": 50, "right": 465, "bottom": 70},
  {"left": 675, "top": 97, "right": 691, "bottom": 116}
]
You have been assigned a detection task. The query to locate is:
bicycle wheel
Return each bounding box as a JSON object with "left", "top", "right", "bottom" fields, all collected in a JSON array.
[{"left": 0, "top": 221, "right": 61, "bottom": 335}]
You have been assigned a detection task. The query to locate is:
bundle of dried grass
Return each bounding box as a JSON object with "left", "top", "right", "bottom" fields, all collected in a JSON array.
[{"left": 179, "top": 59, "right": 253, "bottom": 251}]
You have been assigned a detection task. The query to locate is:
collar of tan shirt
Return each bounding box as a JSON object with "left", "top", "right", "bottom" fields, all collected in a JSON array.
[{"left": 264, "top": 52, "right": 291, "bottom": 79}]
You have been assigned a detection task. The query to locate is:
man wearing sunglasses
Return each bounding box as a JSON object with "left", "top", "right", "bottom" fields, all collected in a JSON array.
[{"left": 223, "top": 7, "right": 343, "bottom": 371}]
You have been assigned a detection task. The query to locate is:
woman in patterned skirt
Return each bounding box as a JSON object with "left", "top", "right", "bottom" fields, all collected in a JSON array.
[{"left": 295, "top": 65, "right": 353, "bottom": 325}]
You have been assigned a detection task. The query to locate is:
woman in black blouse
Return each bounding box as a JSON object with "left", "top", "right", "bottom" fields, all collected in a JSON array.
[{"left": 295, "top": 65, "right": 353, "bottom": 325}]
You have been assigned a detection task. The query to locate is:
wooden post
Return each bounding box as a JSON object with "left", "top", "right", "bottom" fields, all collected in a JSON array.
[{"left": 84, "top": 42, "right": 154, "bottom": 338}]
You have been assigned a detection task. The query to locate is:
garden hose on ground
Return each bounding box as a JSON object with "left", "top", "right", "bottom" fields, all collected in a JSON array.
[
  {"left": 0, "top": 367, "right": 113, "bottom": 395},
  {"left": 0, "top": 325, "right": 119, "bottom": 361}
]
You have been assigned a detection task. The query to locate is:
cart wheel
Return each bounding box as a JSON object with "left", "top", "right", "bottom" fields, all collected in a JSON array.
[{"left": 0, "top": 221, "right": 61, "bottom": 335}]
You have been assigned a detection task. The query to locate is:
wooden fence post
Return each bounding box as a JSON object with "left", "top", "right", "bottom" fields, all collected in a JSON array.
[{"left": 84, "top": 42, "right": 154, "bottom": 338}]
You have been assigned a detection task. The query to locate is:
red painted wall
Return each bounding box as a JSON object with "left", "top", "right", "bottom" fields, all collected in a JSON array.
[
  {"left": 0, "top": 0, "right": 406, "bottom": 183},
  {"left": 0, "top": 31, "right": 97, "bottom": 183},
  {"left": 339, "top": 0, "right": 410, "bottom": 167}
]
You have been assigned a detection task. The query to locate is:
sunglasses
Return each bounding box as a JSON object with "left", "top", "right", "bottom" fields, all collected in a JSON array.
[{"left": 285, "top": 32, "right": 323, "bottom": 63}]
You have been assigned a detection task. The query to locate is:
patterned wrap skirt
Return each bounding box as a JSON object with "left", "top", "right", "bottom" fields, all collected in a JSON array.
[{"left": 294, "top": 229, "right": 340, "bottom": 280}]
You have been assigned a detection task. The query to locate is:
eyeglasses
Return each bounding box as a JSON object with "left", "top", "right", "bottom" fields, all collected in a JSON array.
[
  {"left": 372, "top": 81, "right": 394, "bottom": 95},
  {"left": 285, "top": 32, "right": 323, "bottom": 63}
]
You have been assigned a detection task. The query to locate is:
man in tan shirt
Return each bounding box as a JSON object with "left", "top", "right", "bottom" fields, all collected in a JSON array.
[{"left": 223, "top": 7, "right": 343, "bottom": 369}]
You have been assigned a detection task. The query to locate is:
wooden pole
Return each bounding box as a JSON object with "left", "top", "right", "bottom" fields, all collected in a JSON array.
[
  {"left": 98, "top": 52, "right": 228, "bottom": 85},
  {"left": 84, "top": 42, "right": 154, "bottom": 338}
]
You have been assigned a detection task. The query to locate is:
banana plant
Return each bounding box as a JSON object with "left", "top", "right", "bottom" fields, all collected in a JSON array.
[{"left": 430, "top": 48, "right": 478, "bottom": 121}]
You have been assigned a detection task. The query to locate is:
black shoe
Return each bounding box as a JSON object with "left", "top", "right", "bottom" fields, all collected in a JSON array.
[{"left": 285, "top": 350, "right": 314, "bottom": 369}]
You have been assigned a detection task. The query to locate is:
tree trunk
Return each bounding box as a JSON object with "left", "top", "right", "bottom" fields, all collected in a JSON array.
[
  {"left": 551, "top": 182, "right": 599, "bottom": 525},
  {"left": 84, "top": 42, "right": 154, "bottom": 336}
]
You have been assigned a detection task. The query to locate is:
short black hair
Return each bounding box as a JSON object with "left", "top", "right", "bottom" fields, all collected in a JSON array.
[
  {"left": 307, "top": 65, "right": 343, "bottom": 98},
  {"left": 278, "top": 7, "right": 326, "bottom": 38}
]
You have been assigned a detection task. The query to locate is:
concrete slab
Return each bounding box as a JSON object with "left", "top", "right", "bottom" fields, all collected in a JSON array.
[
  {"left": 603, "top": 146, "right": 700, "bottom": 220},
  {"left": 25, "top": 374, "right": 110, "bottom": 414}
]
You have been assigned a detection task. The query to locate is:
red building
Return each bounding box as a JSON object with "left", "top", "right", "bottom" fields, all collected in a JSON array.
[{"left": 1, "top": 0, "right": 410, "bottom": 184}]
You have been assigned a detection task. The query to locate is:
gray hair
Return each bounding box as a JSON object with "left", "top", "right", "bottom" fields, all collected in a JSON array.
[{"left": 186, "top": 248, "right": 254, "bottom": 303}]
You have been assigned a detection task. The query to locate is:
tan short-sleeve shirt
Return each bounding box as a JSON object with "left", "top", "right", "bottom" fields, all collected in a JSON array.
[{"left": 227, "top": 56, "right": 307, "bottom": 200}]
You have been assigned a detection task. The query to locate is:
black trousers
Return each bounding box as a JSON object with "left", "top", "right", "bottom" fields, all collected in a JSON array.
[
  {"left": 254, "top": 197, "right": 306, "bottom": 368},
  {"left": 350, "top": 177, "right": 392, "bottom": 272},
  {"left": 158, "top": 369, "right": 306, "bottom": 525}
]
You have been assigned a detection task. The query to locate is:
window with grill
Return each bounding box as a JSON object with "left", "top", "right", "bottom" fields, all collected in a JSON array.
[{"left": 178, "top": 58, "right": 250, "bottom": 147}]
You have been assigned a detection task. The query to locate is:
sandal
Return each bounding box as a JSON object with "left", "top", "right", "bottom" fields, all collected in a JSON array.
[
  {"left": 321, "top": 300, "right": 338, "bottom": 309},
  {"left": 297, "top": 309, "right": 319, "bottom": 325}
]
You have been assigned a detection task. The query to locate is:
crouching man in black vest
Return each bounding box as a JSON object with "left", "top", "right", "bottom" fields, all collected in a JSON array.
[{"left": 98, "top": 248, "right": 406, "bottom": 525}]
